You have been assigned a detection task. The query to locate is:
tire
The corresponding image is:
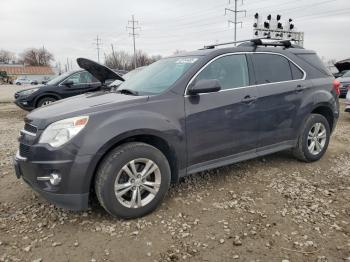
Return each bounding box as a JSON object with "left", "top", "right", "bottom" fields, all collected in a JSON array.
[
  {"left": 37, "top": 97, "right": 56, "bottom": 108},
  {"left": 293, "top": 114, "right": 330, "bottom": 162},
  {"left": 16, "top": 82, "right": 21, "bottom": 85},
  {"left": 95, "top": 142, "right": 171, "bottom": 219}
]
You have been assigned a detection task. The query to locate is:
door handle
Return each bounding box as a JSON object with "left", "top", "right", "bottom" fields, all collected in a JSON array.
[
  {"left": 241, "top": 95, "right": 257, "bottom": 104},
  {"left": 295, "top": 84, "right": 305, "bottom": 93}
]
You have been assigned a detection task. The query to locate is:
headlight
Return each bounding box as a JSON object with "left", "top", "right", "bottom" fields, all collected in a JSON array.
[
  {"left": 20, "top": 88, "right": 39, "bottom": 96},
  {"left": 39, "top": 116, "right": 89, "bottom": 147}
]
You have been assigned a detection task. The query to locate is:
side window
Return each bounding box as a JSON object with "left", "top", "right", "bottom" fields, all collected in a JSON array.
[
  {"left": 62, "top": 71, "right": 98, "bottom": 85},
  {"left": 195, "top": 54, "right": 249, "bottom": 90},
  {"left": 253, "top": 54, "right": 293, "bottom": 84},
  {"left": 289, "top": 61, "right": 304, "bottom": 80}
]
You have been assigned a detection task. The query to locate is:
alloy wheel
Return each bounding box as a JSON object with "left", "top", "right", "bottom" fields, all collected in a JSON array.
[
  {"left": 307, "top": 122, "right": 327, "bottom": 155},
  {"left": 42, "top": 100, "right": 54, "bottom": 106},
  {"left": 114, "top": 158, "right": 161, "bottom": 208}
]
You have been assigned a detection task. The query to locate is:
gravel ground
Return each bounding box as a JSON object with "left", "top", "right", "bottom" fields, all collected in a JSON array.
[
  {"left": 0, "top": 85, "right": 30, "bottom": 103},
  {"left": 0, "top": 102, "right": 349, "bottom": 262}
]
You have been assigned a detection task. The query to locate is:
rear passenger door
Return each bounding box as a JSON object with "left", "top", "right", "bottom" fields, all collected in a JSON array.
[{"left": 251, "top": 53, "right": 307, "bottom": 150}]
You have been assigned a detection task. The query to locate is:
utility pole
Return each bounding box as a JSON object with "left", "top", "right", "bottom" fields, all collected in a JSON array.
[
  {"left": 225, "top": 0, "right": 246, "bottom": 46},
  {"left": 94, "top": 35, "right": 102, "bottom": 63},
  {"left": 127, "top": 15, "right": 140, "bottom": 69}
]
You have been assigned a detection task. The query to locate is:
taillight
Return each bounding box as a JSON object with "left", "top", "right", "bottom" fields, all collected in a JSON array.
[{"left": 333, "top": 79, "right": 340, "bottom": 95}]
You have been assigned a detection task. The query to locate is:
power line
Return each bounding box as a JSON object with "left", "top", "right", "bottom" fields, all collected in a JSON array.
[
  {"left": 94, "top": 35, "right": 102, "bottom": 63},
  {"left": 225, "top": 0, "right": 246, "bottom": 46},
  {"left": 127, "top": 15, "right": 141, "bottom": 69}
]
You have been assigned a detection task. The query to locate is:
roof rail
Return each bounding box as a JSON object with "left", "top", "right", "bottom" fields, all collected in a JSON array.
[{"left": 202, "top": 37, "right": 302, "bottom": 49}]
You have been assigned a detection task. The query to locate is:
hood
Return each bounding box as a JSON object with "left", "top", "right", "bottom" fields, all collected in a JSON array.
[
  {"left": 77, "top": 58, "right": 124, "bottom": 84},
  {"left": 27, "top": 91, "right": 148, "bottom": 128},
  {"left": 337, "top": 76, "right": 350, "bottom": 83},
  {"left": 16, "top": 85, "right": 44, "bottom": 93},
  {"left": 335, "top": 59, "right": 350, "bottom": 72}
]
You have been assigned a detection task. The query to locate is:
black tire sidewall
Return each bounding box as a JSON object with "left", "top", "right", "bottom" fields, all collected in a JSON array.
[
  {"left": 96, "top": 143, "right": 171, "bottom": 219},
  {"left": 301, "top": 114, "right": 330, "bottom": 161}
]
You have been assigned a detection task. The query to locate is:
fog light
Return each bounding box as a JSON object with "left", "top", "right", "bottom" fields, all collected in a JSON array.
[
  {"left": 49, "top": 173, "right": 61, "bottom": 185},
  {"left": 37, "top": 172, "right": 61, "bottom": 185}
]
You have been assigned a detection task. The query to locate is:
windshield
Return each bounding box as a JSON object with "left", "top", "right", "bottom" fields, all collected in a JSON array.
[
  {"left": 46, "top": 71, "right": 75, "bottom": 85},
  {"left": 117, "top": 56, "right": 200, "bottom": 95},
  {"left": 110, "top": 67, "right": 145, "bottom": 87},
  {"left": 342, "top": 71, "right": 350, "bottom": 77}
]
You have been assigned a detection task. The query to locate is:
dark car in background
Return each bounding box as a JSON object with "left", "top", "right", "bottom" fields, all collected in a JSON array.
[
  {"left": 14, "top": 69, "right": 123, "bottom": 110},
  {"left": 336, "top": 70, "right": 350, "bottom": 98}
]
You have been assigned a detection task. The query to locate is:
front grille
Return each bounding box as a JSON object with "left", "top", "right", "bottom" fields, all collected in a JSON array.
[
  {"left": 24, "top": 123, "right": 38, "bottom": 134},
  {"left": 19, "top": 143, "right": 30, "bottom": 158}
]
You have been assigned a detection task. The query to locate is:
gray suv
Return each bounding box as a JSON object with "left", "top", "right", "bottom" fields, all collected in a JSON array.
[{"left": 13, "top": 39, "right": 340, "bottom": 218}]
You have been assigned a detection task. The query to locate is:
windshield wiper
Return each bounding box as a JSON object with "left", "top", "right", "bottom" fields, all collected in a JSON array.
[{"left": 116, "top": 89, "right": 139, "bottom": 96}]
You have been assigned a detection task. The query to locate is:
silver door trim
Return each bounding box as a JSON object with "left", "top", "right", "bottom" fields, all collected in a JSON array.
[{"left": 184, "top": 51, "right": 307, "bottom": 97}]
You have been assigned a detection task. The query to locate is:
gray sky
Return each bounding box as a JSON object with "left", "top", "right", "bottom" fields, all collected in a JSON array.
[{"left": 1, "top": 0, "right": 349, "bottom": 68}]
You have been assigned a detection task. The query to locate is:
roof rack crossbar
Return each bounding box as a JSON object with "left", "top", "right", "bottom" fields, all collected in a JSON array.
[
  {"left": 203, "top": 37, "right": 296, "bottom": 49},
  {"left": 203, "top": 37, "right": 270, "bottom": 49}
]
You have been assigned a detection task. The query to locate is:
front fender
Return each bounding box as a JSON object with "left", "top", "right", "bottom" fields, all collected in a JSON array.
[{"left": 79, "top": 108, "right": 186, "bottom": 193}]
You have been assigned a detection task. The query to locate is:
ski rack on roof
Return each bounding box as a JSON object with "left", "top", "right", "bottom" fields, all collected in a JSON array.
[{"left": 202, "top": 37, "right": 303, "bottom": 49}]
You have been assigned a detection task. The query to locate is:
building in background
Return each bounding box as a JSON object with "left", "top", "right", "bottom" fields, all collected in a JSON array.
[{"left": 0, "top": 64, "right": 55, "bottom": 84}]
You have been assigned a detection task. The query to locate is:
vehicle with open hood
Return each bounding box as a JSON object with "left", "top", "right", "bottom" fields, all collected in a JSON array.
[{"left": 14, "top": 59, "right": 124, "bottom": 111}]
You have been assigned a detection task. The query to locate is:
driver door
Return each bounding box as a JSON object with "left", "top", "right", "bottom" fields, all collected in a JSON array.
[{"left": 185, "top": 54, "right": 260, "bottom": 173}]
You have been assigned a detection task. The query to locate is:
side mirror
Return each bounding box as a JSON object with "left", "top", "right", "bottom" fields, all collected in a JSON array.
[
  {"left": 64, "top": 80, "right": 74, "bottom": 86},
  {"left": 187, "top": 79, "right": 221, "bottom": 95}
]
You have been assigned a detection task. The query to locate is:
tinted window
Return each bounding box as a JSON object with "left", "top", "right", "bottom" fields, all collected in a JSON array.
[
  {"left": 253, "top": 54, "right": 292, "bottom": 84},
  {"left": 296, "top": 54, "right": 332, "bottom": 76},
  {"left": 63, "top": 71, "right": 98, "bottom": 85},
  {"left": 289, "top": 61, "right": 304, "bottom": 80},
  {"left": 195, "top": 54, "right": 249, "bottom": 90}
]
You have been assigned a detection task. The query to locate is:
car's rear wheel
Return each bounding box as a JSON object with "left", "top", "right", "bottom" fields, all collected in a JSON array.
[
  {"left": 37, "top": 97, "right": 57, "bottom": 108},
  {"left": 95, "top": 142, "right": 171, "bottom": 218},
  {"left": 293, "top": 114, "right": 330, "bottom": 162}
]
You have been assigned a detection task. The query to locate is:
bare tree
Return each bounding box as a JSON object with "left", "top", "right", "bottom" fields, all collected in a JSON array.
[
  {"left": 19, "top": 47, "right": 54, "bottom": 66},
  {"left": 173, "top": 49, "right": 187, "bottom": 55},
  {"left": 0, "top": 49, "right": 15, "bottom": 64},
  {"left": 105, "top": 47, "right": 161, "bottom": 70}
]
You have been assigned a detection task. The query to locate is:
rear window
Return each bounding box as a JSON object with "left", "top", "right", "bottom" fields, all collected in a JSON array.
[
  {"left": 252, "top": 54, "right": 293, "bottom": 84},
  {"left": 289, "top": 61, "right": 304, "bottom": 80},
  {"left": 296, "top": 54, "right": 332, "bottom": 76}
]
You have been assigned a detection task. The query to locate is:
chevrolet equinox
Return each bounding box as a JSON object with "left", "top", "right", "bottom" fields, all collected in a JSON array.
[{"left": 14, "top": 39, "right": 340, "bottom": 218}]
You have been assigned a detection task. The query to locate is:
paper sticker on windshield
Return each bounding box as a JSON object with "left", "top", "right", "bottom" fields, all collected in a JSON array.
[{"left": 175, "top": 58, "right": 198, "bottom": 64}]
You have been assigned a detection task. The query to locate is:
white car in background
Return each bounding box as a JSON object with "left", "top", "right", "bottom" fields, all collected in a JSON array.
[{"left": 14, "top": 77, "right": 38, "bottom": 85}]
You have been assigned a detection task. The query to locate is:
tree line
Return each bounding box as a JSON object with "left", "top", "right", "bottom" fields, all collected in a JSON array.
[
  {"left": 1, "top": 46, "right": 163, "bottom": 70},
  {"left": 0, "top": 48, "right": 54, "bottom": 66},
  {"left": 104, "top": 46, "right": 162, "bottom": 70}
]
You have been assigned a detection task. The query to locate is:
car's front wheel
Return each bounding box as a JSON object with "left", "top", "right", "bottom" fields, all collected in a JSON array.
[
  {"left": 37, "top": 97, "right": 57, "bottom": 108},
  {"left": 95, "top": 142, "right": 171, "bottom": 218},
  {"left": 293, "top": 114, "right": 330, "bottom": 162}
]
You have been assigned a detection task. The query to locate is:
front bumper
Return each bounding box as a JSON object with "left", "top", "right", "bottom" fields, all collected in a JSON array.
[
  {"left": 14, "top": 99, "right": 35, "bottom": 111},
  {"left": 13, "top": 149, "right": 92, "bottom": 211}
]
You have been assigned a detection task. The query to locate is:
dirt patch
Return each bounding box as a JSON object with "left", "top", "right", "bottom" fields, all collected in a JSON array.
[{"left": 0, "top": 102, "right": 349, "bottom": 262}]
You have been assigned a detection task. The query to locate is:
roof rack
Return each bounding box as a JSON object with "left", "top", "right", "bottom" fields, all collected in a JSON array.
[{"left": 202, "top": 37, "right": 302, "bottom": 49}]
